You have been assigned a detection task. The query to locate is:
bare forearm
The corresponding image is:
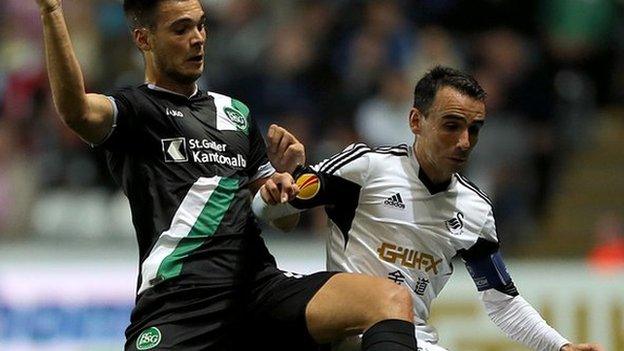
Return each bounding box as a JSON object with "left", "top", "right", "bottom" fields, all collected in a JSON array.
[
  {"left": 40, "top": 6, "right": 89, "bottom": 123},
  {"left": 38, "top": 3, "right": 113, "bottom": 144}
]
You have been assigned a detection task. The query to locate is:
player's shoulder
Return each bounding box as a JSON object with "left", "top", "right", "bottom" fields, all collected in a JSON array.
[
  {"left": 206, "top": 91, "right": 250, "bottom": 118},
  {"left": 107, "top": 84, "right": 148, "bottom": 99},
  {"left": 315, "top": 142, "right": 408, "bottom": 175},
  {"left": 370, "top": 143, "right": 410, "bottom": 158},
  {"left": 454, "top": 173, "right": 494, "bottom": 209}
]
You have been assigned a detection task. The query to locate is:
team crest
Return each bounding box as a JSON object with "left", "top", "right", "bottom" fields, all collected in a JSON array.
[
  {"left": 445, "top": 212, "right": 464, "bottom": 235},
  {"left": 296, "top": 174, "right": 320, "bottom": 200},
  {"left": 224, "top": 107, "right": 248, "bottom": 133},
  {"left": 136, "top": 326, "right": 162, "bottom": 350}
]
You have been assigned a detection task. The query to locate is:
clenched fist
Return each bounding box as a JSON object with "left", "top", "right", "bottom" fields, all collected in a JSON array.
[{"left": 266, "top": 124, "right": 305, "bottom": 174}]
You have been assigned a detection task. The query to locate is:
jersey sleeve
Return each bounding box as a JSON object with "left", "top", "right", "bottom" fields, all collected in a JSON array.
[
  {"left": 480, "top": 208, "right": 498, "bottom": 243},
  {"left": 458, "top": 208, "right": 519, "bottom": 297},
  {"left": 97, "top": 89, "right": 139, "bottom": 152},
  {"left": 290, "top": 143, "right": 371, "bottom": 209},
  {"left": 312, "top": 143, "right": 371, "bottom": 185},
  {"left": 246, "top": 110, "right": 275, "bottom": 182}
]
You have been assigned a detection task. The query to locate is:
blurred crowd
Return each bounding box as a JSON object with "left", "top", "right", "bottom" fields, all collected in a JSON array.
[{"left": 1, "top": 0, "right": 623, "bottom": 253}]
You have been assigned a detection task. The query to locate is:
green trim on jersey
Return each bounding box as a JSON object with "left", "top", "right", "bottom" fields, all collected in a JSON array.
[
  {"left": 210, "top": 92, "right": 250, "bottom": 135},
  {"left": 156, "top": 177, "right": 239, "bottom": 281},
  {"left": 137, "top": 176, "right": 240, "bottom": 294},
  {"left": 227, "top": 99, "right": 250, "bottom": 135},
  {"left": 231, "top": 99, "right": 250, "bottom": 118}
]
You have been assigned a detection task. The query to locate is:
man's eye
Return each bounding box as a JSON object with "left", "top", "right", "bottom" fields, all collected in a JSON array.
[
  {"left": 173, "top": 27, "right": 186, "bottom": 35},
  {"left": 444, "top": 123, "right": 459, "bottom": 131}
]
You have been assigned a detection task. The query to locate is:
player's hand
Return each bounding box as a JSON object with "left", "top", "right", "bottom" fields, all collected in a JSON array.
[
  {"left": 36, "top": 0, "right": 61, "bottom": 13},
  {"left": 266, "top": 124, "right": 305, "bottom": 174},
  {"left": 260, "top": 172, "right": 299, "bottom": 205},
  {"left": 560, "top": 343, "right": 604, "bottom": 351}
]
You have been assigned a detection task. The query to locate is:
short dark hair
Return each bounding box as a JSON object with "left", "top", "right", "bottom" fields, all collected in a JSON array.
[
  {"left": 413, "top": 66, "right": 486, "bottom": 115},
  {"left": 123, "top": 0, "right": 167, "bottom": 29}
]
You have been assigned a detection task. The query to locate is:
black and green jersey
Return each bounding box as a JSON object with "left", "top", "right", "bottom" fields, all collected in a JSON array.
[{"left": 101, "top": 84, "right": 275, "bottom": 295}]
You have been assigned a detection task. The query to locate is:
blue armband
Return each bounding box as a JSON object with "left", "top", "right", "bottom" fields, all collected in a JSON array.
[{"left": 460, "top": 239, "right": 518, "bottom": 296}]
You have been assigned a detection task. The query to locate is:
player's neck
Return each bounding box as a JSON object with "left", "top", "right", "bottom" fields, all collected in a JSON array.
[
  {"left": 413, "top": 143, "right": 452, "bottom": 185},
  {"left": 144, "top": 65, "right": 197, "bottom": 97}
]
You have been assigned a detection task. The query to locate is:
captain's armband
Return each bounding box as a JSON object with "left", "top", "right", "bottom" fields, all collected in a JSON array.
[{"left": 460, "top": 239, "right": 518, "bottom": 296}]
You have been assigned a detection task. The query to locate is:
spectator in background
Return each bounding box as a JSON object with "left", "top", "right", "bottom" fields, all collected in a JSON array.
[
  {"left": 355, "top": 70, "right": 413, "bottom": 146},
  {"left": 203, "top": 0, "right": 270, "bottom": 91},
  {"left": 468, "top": 28, "right": 553, "bottom": 246},
  {"left": 406, "top": 25, "right": 464, "bottom": 82},
  {"left": 0, "top": 121, "right": 38, "bottom": 239},
  {"left": 333, "top": 0, "right": 414, "bottom": 107}
]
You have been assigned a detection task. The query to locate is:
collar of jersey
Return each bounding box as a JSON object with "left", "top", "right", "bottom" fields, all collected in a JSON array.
[
  {"left": 146, "top": 83, "right": 199, "bottom": 99},
  {"left": 408, "top": 144, "right": 456, "bottom": 194}
]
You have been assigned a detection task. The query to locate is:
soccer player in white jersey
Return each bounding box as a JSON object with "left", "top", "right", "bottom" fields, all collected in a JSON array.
[{"left": 253, "top": 66, "right": 603, "bottom": 351}]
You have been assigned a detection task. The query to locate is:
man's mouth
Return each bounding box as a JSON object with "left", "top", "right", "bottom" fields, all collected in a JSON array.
[
  {"left": 188, "top": 54, "right": 203, "bottom": 62},
  {"left": 449, "top": 156, "right": 467, "bottom": 163}
]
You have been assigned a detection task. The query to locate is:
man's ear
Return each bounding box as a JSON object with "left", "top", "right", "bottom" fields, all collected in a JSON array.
[
  {"left": 409, "top": 107, "right": 424, "bottom": 135},
  {"left": 133, "top": 28, "right": 151, "bottom": 52}
]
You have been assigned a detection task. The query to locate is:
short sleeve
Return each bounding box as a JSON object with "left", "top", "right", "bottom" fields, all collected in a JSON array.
[
  {"left": 96, "top": 89, "right": 139, "bottom": 152},
  {"left": 246, "top": 117, "right": 275, "bottom": 182},
  {"left": 312, "top": 143, "right": 371, "bottom": 186},
  {"left": 480, "top": 208, "right": 498, "bottom": 243}
]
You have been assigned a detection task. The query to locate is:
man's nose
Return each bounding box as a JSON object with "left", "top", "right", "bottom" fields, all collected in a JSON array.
[
  {"left": 191, "top": 28, "right": 205, "bottom": 46},
  {"left": 457, "top": 129, "right": 470, "bottom": 150}
]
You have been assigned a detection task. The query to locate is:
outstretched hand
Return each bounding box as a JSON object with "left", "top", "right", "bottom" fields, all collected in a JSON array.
[
  {"left": 36, "top": 0, "right": 61, "bottom": 13},
  {"left": 266, "top": 124, "right": 305, "bottom": 174},
  {"left": 561, "top": 343, "right": 604, "bottom": 351}
]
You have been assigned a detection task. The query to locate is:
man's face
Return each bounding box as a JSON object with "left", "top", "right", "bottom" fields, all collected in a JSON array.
[
  {"left": 147, "top": 0, "right": 206, "bottom": 84},
  {"left": 410, "top": 86, "right": 486, "bottom": 178}
]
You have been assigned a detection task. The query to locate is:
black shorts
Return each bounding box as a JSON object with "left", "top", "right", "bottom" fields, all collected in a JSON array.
[{"left": 125, "top": 236, "right": 337, "bottom": 351}]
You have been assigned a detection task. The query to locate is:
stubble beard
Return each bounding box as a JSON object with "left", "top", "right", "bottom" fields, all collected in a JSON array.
[
  {"left": 155, "top": 51, "right": 202, "bottom": 86},
  {"left": 167, "top": 66, "right": 202, "bottom": 85}
]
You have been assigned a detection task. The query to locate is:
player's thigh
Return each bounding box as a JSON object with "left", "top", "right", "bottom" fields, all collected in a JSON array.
[
  {"left": 305, "top": 272, "right": 414, "bottom": 343},
  {"left": 245, "top": 267, "right": 337, "bottom": 351}
]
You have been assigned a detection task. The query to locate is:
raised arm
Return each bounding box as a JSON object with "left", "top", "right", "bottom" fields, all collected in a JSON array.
[{"left": 37, "top": 0, "right": 114, "bottom": 144}]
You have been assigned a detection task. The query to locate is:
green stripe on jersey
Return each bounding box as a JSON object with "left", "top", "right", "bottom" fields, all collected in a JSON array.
[
  {"left": 155, "top": 177, "right": 239, "bottom": 282},
  {"left": 137, "top": 176, "right": 239, "bottom": 294}
]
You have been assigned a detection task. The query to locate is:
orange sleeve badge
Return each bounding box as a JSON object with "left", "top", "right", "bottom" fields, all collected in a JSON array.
[{"left": 295, "top": 173, "right": 320, "bottom": 200}]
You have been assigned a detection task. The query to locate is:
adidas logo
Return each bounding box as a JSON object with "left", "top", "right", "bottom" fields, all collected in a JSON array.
[{"left": 384, "top": 193, "right": 405, "bottom": 209}]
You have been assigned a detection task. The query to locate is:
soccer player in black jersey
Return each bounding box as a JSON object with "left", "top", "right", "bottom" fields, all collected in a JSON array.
[{"left": 35, "top": 0, "right": 420, "bottom": 350}]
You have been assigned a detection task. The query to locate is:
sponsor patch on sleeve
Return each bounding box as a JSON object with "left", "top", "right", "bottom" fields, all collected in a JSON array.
[{"left": 295, "top": 173, "right": 320, "bottom": 200}]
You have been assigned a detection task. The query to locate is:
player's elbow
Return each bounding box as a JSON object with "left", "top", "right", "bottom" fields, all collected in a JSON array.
[
  {"left": 54, "top": 94, "right": 89, "bottom": 126},
  {"left": 61, "top": 114, "right": 91, "bottom": 139}
]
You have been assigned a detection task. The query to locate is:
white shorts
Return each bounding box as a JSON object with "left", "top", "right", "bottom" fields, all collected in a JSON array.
[{"left": 332, "top": 335, "right": 449, "bottom": 351}]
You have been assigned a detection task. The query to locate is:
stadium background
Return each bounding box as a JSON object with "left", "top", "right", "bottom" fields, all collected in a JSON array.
[{"left": 0, "top": 0, "right": 623, "bottom": 350}]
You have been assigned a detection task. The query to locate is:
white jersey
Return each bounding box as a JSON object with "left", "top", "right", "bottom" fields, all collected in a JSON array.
[{"left": 309, "top": 143, "right": 497, "bottom": 343}]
